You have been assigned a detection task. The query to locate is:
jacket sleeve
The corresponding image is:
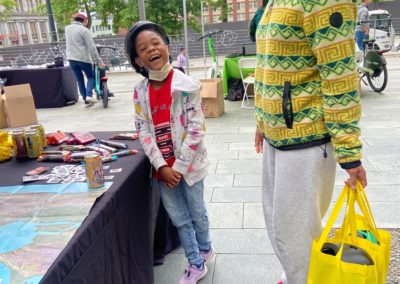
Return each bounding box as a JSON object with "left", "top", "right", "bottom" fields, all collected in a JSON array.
[
  {"left": 302, "top": 0, "right": 362, "bottom": 168},
  {"left": 133, "top": 88, "right": 167, "bottom": 171},
  {"left": 172, "top": 88, "right": 206, "bottom": 175},
  {"left": 82, "top": 28, "right": 104, "bottom": 65}
]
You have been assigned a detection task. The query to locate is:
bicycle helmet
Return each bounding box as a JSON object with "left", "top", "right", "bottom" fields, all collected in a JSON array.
[{"left": 125, "top": 21, "right": 170, "bottom": 77}]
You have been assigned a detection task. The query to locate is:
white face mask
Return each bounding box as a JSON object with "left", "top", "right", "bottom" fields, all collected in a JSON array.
[
  {"left": 148, "top": 63, "right": 173, "bottom": 81},
  {"left": 138, "top": 58, "right": 172, "bottom": 81}
]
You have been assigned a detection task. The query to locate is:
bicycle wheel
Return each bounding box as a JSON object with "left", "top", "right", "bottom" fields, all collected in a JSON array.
[
  {"left": 101, "top": 81, "right": 109, "bottom": 108},
  {"left": 366, "top": 65, "right": 388, "bottom": 93}
]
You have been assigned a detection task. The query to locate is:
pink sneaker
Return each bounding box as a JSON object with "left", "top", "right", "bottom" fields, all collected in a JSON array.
[
  {"left": 178, "top": 264, "right": 208, "bottom": 284},
  {"left": 277, "top": 281, "right": 284, "bottom": 284},
  {"left": 200, "top": 247, "right": 216, "bottom": 263}
]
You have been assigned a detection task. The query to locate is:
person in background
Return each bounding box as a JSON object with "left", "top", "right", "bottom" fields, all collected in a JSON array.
[
  {"left": 255, "top": 1, "right": 367, "bottom": 283},
  {"left": 177, "top": 47, "right": 187, "bottom": 73},
  {"left": 65, "top": 12, "right": 105, "bottom": 105},
  {"left": 356, "top": 0, "right": 370, "bottom": 52},
  {"left": 126, "top": 21, "right": 214, "bottom": 284},
  {"left": 249, "top": 0, "right": 268, "bottom": 42}
]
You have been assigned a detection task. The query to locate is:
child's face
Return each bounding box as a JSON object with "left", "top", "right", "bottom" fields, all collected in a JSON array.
[{"left": 135, "top": 30, "right": 170, "bottom": 71}]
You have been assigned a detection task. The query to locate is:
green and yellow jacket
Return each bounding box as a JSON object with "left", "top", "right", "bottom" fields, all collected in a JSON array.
[{"left": 255, "top": 0, "right": 362, "bottom": 168}]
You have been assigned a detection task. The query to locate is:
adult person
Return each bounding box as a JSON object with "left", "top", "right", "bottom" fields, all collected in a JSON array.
[
  {"left": 356, "top": 0, "right": 370, "bottom": 52},
  {"left": 176, "top": 47, "right": 187, "bottom": 73},
  {"left": 249, "top": 0, "right": 268, "bottom": 42},
  {"left": 65, "top": 12, "right": 104, "bottom": 105},
  {"left": 254, "top": 1, "right": 367, "bottom": 283}
]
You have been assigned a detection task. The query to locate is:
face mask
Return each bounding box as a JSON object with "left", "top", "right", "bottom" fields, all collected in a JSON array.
[
  {"left": 148, "top": 63, "right": 173, "bottom": 81},
  {"left": 138, "top": 58, "right": 172, "bottom": 81}
]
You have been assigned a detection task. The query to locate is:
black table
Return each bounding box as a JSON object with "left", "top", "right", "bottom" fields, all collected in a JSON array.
[
  {"left": 0, "top": 132, "right": 179, "bottom": 284},
  {"left": 0, "top": 67, "right": 79, "bottom": 108}
]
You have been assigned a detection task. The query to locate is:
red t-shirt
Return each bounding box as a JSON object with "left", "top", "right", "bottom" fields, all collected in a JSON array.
[{"left": 149, "top": 70, "right": 176, "bottom": 179}]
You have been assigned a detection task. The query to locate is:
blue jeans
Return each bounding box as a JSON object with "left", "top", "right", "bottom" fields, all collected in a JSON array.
[
  {"left": 355, "top": 30, "right": 368, "bottom": 52},
  {"left": 69, "top": 60, "right": 94, "bottom": 100},
  {"left": 157, "top": 178, "right": 211, "bottom": 267}
]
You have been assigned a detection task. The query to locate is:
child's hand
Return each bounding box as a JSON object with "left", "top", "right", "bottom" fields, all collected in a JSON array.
[{"left": 159, "top": 166, "right": 181, "bottom": 189}]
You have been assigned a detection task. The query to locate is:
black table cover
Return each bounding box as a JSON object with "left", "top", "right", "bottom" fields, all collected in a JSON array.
[
  {"left": 0, "top": 132, "right": 179, "bottom": 283},
  {"left": 0, "top": 67, "right": 78, "bottom": 108}
]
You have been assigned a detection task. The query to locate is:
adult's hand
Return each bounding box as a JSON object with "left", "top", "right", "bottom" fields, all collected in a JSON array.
[
  {"left": 255, "top": 128, "right": 264, "bottom": 154},
  {"left": 345, "top": 165, "right": 367, "bottom": 189},
  {"left": 99, "top": 63, "right": 106, "bottom": 69}
]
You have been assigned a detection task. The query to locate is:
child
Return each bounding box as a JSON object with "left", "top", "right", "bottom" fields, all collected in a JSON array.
[
  {"left": 125, "top": 21, "right": 214, "bottom": 284},
  {"left": 177, "top": 47, "right": 187, "bottom": 73}
]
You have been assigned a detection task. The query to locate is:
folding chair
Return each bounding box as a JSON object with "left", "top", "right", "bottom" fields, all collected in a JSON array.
[{"left": 238, "top": 58, "right": 256, "bottom": 109}]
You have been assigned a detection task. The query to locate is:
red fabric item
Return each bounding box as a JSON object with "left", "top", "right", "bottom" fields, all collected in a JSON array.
[{"left": 149, "top": 70, "right": 175, "bottom": 179}]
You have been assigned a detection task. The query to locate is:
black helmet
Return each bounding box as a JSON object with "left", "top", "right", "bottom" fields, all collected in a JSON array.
[{"left": 125, "top": 21, "right": 170, "bottom": 77}]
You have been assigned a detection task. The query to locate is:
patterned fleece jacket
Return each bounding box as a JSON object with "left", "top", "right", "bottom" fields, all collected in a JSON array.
[
  {"left": 133, "top": 69, "right": 208, "bottom": 186},
  {"left": 255, "top": 0, "right": 362, "bottom": 168}
]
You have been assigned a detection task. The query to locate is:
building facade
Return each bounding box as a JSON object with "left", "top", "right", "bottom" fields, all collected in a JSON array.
[
  {"left": 0, "top": 0, "right": 51, "bottom": 47},
  {"left": 90, "top": 17, "right": 115, "bottom": 38},
  {"left": 204, "top": 0, "right": 263, "bottom": 24}
]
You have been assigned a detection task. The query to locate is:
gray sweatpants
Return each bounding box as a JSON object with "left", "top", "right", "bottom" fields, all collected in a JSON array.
[{"left": 262, "top": 142, "right": 336, "bottom": 284}]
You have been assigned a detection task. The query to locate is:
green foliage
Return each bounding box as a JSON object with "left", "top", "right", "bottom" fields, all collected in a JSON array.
[
  {"left": 0, "top": 0, "right": 17, "bottom": 20},
  {"left": 207, "top": 0, "right": 229, "bottom": 22},
  {"left": 96, "top": 0, "right": 202, "bottom": 35}
]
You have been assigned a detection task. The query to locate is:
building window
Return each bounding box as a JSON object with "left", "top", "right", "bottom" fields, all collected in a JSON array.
[
  {"left": 39, "top": 21, "right": 48, "bottom": 42},
  {"left": 213, "top": 15, "right": 220, "bottom": 23},
  {"left": 238, "top": 13, "right": 245, "bottom": 21},
  {"left": 250, "top": 1, "right": 257, "bottom": 9},
  {"left": 228, "top": 15, "right": 233, "bottom": 22},
  {"left": 237, "top": 2, "right": 244, "bottom": 10},
  {"left": 20, "top": 22, "right": 29, "bottom": 45},
  {"left": 30, "top": 22, "right": 38, "bottom": 43}
]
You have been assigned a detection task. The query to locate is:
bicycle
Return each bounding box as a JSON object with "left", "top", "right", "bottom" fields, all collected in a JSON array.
[
  {"left": 356, "top": 39, "right": 388, "bottom": 93},
  {"left": 94, "top": 45, "right": 120, "bottom": 108},
  {"left": 197, "top": 30, "right": 224, "bottom": 79}
]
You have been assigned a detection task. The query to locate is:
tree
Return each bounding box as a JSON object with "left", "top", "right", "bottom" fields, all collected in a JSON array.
[
  {"left": 207, "top": 0, "right": 229, "bottom": 22},
  {"left": 96, "top": 0, "right": 202, "bottom": 35},
  {"left": 0, "top": 0, "right": 16, "bottom": 20},
  {"left": 36, "top": 0, "right": 97, "bottom": 39}
]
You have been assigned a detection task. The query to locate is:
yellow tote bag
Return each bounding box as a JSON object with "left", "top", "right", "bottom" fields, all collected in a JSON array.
[{"left": 307, "top": 183, "right": 391, "bottom": 284}]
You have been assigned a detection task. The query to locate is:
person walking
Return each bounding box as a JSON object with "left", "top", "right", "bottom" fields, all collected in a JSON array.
[
  {"left": 65, "top": 12, "right": 104, "bottom": 105},
  {"left": 254, "top": 1, "right": 367, "bottom": 283},
  {"left": 356, "top": 0, "right": 370, "bottom": 52}
]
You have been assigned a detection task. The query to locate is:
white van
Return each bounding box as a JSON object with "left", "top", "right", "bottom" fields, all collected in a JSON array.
[{"left": 368, "top": 9, "right": 396, "bottom": 52}]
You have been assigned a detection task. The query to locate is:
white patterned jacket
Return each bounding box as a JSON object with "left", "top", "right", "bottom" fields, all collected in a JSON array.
[{"left": 133, "top": 69, "right": 208, "bottom": 186}]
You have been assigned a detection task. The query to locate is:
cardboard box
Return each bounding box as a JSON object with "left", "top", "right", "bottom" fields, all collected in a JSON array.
[
  {"left": 0, "top": 94, "right": 7, "bottom": 129},
  {"left": 200, "top": 79, "right": 225, "bottom": 118},
  {"left": 3, "top": 84, "right": 38, "bottom": 128}
]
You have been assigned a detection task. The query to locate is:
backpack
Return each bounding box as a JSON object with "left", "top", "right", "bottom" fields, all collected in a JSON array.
[{"left": 226, "top": 78, "right": 244, "bottom": 101}]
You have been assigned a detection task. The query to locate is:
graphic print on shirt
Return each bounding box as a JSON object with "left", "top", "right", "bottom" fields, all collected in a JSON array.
[{"left": 154, "top": 120, "right": 174, "bottom": 161}]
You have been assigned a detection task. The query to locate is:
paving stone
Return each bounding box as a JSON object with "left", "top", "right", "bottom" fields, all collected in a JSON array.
[
  {"left": 216, "top": 159, "right": 262, "bottom": 174},
  {"left": 234, "top": 174, "right": 262, "bottom": 187},
  {"left": 211, "top": 228, "right": 273, "bottom": 254},
  {"left": 212, "top": 187, "right": 261, "bottom": 203},
  {"left": 228, "top": 142, "right": 254, "bottom": 151},
  {"left": 207, "top": 150, "right": 239, "bottom": 161},
  {"left": 207, "top": 203, "right": 243, "bottom": 229},
  {"left": 243, "top": 203, "right": 266, "bottom": 229},
  {"left": 205, "top": 174, "right": 234, "bottom": 188},
  {"left": 238, "top": 150, "right": 263, "bottom": 160},
  {"left": 213, "top": 254, "right": 281, "bottom": 284}
]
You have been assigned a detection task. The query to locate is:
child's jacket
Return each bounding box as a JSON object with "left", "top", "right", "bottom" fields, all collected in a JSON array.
[{"left": 134, "top": 70, "right": 208, "bottom": 186}]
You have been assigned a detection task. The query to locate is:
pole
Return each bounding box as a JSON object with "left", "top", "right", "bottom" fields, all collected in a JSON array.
[
  {"left": 45, "top": 0, "right": 58, "bottom": 43},
  {"left": 201, "top": 1, "right": 207, "bottom": 78},
  {"left": 138, "top": 0, "right": 146, "bottom": 21},
  {"left": 183, "top": 0, "right": 190, "bottom": 75}
]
